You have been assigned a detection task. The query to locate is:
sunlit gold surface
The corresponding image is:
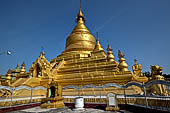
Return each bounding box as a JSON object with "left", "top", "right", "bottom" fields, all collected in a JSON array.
[
  {"left": 147, "top": 65, "right": 169, "bottom": 96},
  {"left": 65, "top": 7, "right": 96, "bottom": 53},
  {"left": 0, "top": 2, "right": 167, "bottom": 108}
]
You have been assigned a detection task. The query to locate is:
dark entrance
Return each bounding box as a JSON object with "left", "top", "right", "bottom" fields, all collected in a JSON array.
[
  {"left": 36, "top": 64, "right": 41, "bottom": 77},
  {"left": 50, "top": 86, "right": 55, "bottom": 98}
]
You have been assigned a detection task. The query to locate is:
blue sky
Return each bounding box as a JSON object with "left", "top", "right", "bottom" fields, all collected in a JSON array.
[{"left": 0, "top": 0, "right": 170, "bottom": 74}]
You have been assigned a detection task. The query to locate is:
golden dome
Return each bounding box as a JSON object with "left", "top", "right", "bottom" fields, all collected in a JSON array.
[{"left": 64, "top": 7, "right": 96, "bottom": 52}]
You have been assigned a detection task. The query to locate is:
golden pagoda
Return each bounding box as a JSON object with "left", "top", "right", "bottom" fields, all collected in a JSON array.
[
  {"left": 0, "top": 1, "right": 168, "bottom": 109},
  {"left": 43, "top": 2, "right": 148, "bottom": 96},
  {"left": 2, "top": 1, "right": 148, "bottom": 95}
]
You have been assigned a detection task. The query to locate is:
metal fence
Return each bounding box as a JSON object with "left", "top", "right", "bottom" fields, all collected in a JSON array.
[
  {"left": 62, "top": 80, "right": 170, "bottom": 111},
  {"left": 0, "top": 85, "right": 47, "bottom": 107}
]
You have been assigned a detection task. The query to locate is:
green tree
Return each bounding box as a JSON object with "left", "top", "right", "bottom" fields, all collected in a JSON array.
[{"left": 143, "top": 71, "right": 151, "bottom": 78}]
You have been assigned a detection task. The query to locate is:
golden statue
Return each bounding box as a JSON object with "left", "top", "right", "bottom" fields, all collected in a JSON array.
[
  {"left": 132, "top": 57, "right": 143, "bottom": 77},
  {"left": 146, "top": 65, "right": 168, "bottom": 96}
]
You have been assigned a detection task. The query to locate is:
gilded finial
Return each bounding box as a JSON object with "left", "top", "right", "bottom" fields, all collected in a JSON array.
[
  {"left": 93, "top": 32, "right": 104, "bottom": 51},
  {"left": 118, "top": 49, "right": 128, "bottom": 71},
  {"left": 20, "top": 61, "right": 26, "bottom": 74},
  {"left": 40, "top": 46, "right": 45, "bottom": 56},
  {"left": 76, "top": 0, "right": 85, "bottom": 22},
  {"left": 21, "top": 61, "right": 25, "bottom": 67},
  {"left": 41, "top": 46, "right": 44, "bottom": 52},
  {"left": 107, "top": 44, "right": 115, "bottom": 62},
  {"left": 96, "top": 32, "right": 99, "bottom": 44},
  {"left": 7, "top": 69, "right": 12, "bottom": 74},
  {"left": 118, "top": 49, "right": 125, "bottom": 58},
  {"left": 17, "top": 63, "right": 19, "bottom": 68},
  {"left": 134, "top": 57, "right": 138, "bottom": 65},
  {"left": 107, "top": 44, "right": 112, "bottom": 51},
  {"left": 80, "top": 0, "right": 82, "bottom": 9},
  {"left": 97, "top": 32, "right": 99, "bottom": 38}
]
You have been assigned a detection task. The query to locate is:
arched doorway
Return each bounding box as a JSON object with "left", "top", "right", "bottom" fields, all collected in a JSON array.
[
  {"left": 36, "top": 64, "right": 41, "bottom": 77},
  {"left": 50, "top": 86, "right": 55, "bottom": 98}
]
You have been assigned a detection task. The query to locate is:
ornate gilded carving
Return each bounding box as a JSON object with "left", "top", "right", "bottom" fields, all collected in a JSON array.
[
  {"left": 147, "top": 65, "right": 168, "bottom": 96},
  {"left": 132, "top": 57, "right": 143, "bottom": 76}
]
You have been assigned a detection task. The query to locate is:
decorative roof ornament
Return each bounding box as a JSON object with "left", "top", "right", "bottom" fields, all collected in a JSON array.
[
  {"left": 107, "top": 44, "right": 113, "bottom": 51},
  {"left": 7, "top": 69, "right": 12, "bottom": 74},
  {"left": 118, "top": 49, "right": 128, "bottom": 71},
  {"left": 118, "top": 49, "right": 125, "bottom": 58},
  {"left": 40, "top": 46, "right": 45, "bottom": 57},
  {"left": 17, "top": 63, "right": 19, "bottom": 68},
  {"left": 132, "top": 57, "right": 143, "bottom": 76},
  {"left": 107, "top": 44, "right": 115, "bottom": 62},
  {"left": 76, "top": 0, "right": 85, "bottom": 22},
  {"left": 21, "top": 61, "right": 25, "bottom": 67},
  {"left": 134, "top": 57, "right": 138, "bottom": 65},
  {"left": 93, "top": 32, "right": 104, "bottom": 51},
  {"left": 20, "top": 61, "right": 26, "bottom": 74}
]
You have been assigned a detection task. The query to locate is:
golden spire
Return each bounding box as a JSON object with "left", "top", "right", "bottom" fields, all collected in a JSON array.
[
  {"left": 134, "top": 56, "right": 138, "bottom": 65},
  {"left": 76, "top": 0, "right": 85, "bottom": 22},
  {"left": 17, "top": 63, "right": 19, "bottom": 68},
  {"left": 107, "top": 44, "right": 115, "bottom": 62},
  {"left": 7, "top": 69, "right": 12, "bottom": 75},
  {"left": 6, "top": 69, "right": 12, "bottom": 80},
  {"left": 6, "top": 69, "right": 12, "bottom": 85},
  {"left": 65, "top": 0, "right": 96, "bottom": 52},
  {"left": 118, "top": 49, "right": 125, "bottom": 58},
  {"left": 118, "top": 49, "right": 128, "bottom": 71},
  {"left": 94, "top": 32, "right": 104, "bottom": 51},
  {"left": 21, "top": 61, "right": 25, "bottom": 67},
  {"left": 40, "top": 46, "right": 45, "bottom": 57},
  {"left": 20, "top": 61, "right": 26, "bottom": 74}
]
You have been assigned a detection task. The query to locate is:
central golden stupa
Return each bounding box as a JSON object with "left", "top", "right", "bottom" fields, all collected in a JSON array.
[
  {"left": 1, "top": 1, "right": 150, "bottom": 104},
  {"left": 1, "top": 1, "right": 169, "bottom": 109},
  {"left": 45, "top": 4, "right": 148, "bottom": 95}
]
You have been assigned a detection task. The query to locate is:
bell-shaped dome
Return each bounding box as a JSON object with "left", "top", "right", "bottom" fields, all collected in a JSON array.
[{"left": 64, "top": 7, "right": 96, "bottom": 52}]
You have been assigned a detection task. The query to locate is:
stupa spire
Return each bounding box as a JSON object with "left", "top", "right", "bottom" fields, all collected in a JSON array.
[
  {"left": 17, "top": 63, "right": 19, "bottom": 68},
  {"left": 40, "top": 46, "right": 45, "bottom": 57},
  {"left": 118, "top": 49, "right": 128, "bottom": 71},
  {"left": 20, "top": 61, "right": 26, "bottom": 74},
  {"left": 94, "top": 32, "right": 104, "bottom": 51},
  {"left": 107, "top": 44, "right": 115, "bottom": 62},
  {"left": 134, "top": 57, "right": 138, "bottom": 65},
  {"left": 76, "top": 0, "right": 85, "bottom": 22}
]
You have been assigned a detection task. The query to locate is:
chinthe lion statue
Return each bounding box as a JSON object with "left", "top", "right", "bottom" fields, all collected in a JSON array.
[{"left": 147, "top": 65, "right": 168, "bottom": 96}]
